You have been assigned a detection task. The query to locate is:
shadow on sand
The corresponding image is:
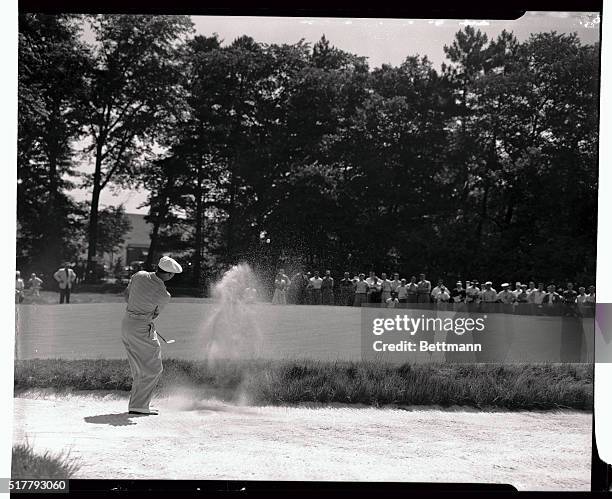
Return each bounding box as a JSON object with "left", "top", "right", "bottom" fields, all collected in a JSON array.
[{"left": 84, "top": 413, "right": 149, "bottom": 426}]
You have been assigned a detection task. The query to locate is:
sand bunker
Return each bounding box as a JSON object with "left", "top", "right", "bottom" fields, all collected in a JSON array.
[{"left": 13, "top": 391, "right": 591, "bottom": 490}]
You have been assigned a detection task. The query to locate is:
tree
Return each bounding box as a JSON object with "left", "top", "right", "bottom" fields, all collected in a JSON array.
[
  {"left": 17, "top": 14, "right": 90, "bottom": 274},
  {"left": 93, "top": 205, "right": 132, "bottom": 257},
  {"left": 80, "top": 14, "right": 193, "bottom": 280}
]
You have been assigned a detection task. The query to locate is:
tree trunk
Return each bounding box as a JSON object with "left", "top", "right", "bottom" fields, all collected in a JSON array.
[
  {"left": 226, "top": 157, "right": 237, "bottom": 264},
  {"left": 145, "top": 212, "right": 162, "bottom": 271},
  {"left": 86, "top": 144, "right": 104, "bottom": 282},
  {"left": 193, "top": 158, "right": 203, "bottom": 287}
]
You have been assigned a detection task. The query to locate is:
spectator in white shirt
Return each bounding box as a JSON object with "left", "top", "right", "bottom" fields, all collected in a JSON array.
[
  {"left": 396, "top": 279, "right": 409, "bottom": 303},
  {"left": 432, "top": 284, "right": 450, "bottom": 303},
  {"left": 15, "top": 271, "right": 25, "bottom": 304},
  {"left": 497, "top": 283, "right": 516, "bottom": 304},
  {"left": 379, "top": 273, "right": 393, "bottom": 302},
  {"left": 353, "top": 274, "right": 368, "bottom": 307},
  {"left": 53, "top": 263, "right": 77, "bottom": 304},
  {"left": 28, "top": 273, "right": 43, "bottom": 297},
  {"left": 309, "top": 271, "right": 323, "bottom": 305},
  {"left": 390, "top": 273, "right": 401, "bottom": 293},
  {"left": 527, "top": 283, "right": 546, "bottom": 305},
  {"left": 480, "top": 281, "right": 498, "bottom": 303}
]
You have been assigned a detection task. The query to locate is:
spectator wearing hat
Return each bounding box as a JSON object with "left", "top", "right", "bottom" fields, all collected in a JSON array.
[
  {"left": 542, "top": 284, "right": 562, "bottom": 307},
  {"left": 497, "top": 283, "right": 516, "bottom": 304},
  {"left": 466, "top": 281, "right": 481, "bottom": 304},
  {"left": 480, "top": 282, "right": 498, "bottom": 303},
  {"left": 121, "top": 255, "right": 182, "bottom": 415},
  {"left": 450, "top": 281, "right": 466, "bottom": 303}
]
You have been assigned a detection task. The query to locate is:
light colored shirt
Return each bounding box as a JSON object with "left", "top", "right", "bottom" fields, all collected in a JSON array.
[
  {"left": 528, "top": 290, "right": 546, "bottom": 304},
  {"left": 28, "top": 277, "right": 43, "bottom": 289},
  {"left": 390, "top": 279, "right": 401, "bottom": 291},
  {"left": 15, "top": 279, "right": 25, "bottom": 292},
  {"left": 431, "top": 286, "right": 449, "bottom": 301},
  {"left": 386, "top": 297, "right": 399, "bottom": 308},
  {"left": 275, "top": 274, "right": 290, "bottom": 289},
  {"left": 396, "top": 285, "right": 408, "bottom": 299},
  {"left": 354, "top": 280, "right": 368, "bottom": 293},
  {"left": 497, "top": 290, "right": 515, "bottom": 304},
  {"left": 480, "top": 288, "right": 498, "bottom": 302},
  {"left": 417, "top": 280, "right": 431, "bottom": 293},
  {"left": 125, "top": 271, "right": 171, "bottom": 321},
  {"left": 53, "top": 268, "right": 76, "bottom": 289},
  {"left": 380, "top": 279, "right": 392, "bottom": 292},
  {"left": 309, "top": 277, "right": 323, "bottom": 289}
]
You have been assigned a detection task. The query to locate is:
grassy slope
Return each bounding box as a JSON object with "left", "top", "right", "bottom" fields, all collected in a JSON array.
[
  {"left": 14, "top": 358, "right": 593, "bottom": 410},
  {"left": 12, "top": 442, "right": 79, "bottom": 479}
]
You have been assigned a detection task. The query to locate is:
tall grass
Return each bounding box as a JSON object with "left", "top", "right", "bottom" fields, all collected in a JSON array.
[
  {"left": 14, "top": 359, "right": 593, "bottom": 410},
  {"left": 12, "top": 442, "right": 80, "bottom": 479}
]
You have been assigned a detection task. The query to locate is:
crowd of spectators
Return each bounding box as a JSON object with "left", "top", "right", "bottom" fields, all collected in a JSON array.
[{"left": 271, "top": 269, "right": 596, "bottom": 310}]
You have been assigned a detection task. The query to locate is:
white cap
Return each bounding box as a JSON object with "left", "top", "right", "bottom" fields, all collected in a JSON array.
[
  {"left": 158, "top": 256, "right": 182, "bottom": 273},
  {"left": 501, "top": 282, "right": 509, "bottom": 287},
  {"left": 485, "top": 281, "right": 492, "bottom": 285}
]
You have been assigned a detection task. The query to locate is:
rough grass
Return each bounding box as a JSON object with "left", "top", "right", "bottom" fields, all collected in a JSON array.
[
  {"left": 14, "top": 358, "right": 593, "bottom": 411},
  {"left": 12, "top": 442, "right": 80, "bottom": 479}
]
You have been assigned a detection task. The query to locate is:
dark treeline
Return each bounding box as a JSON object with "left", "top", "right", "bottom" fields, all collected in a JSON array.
[{"left": 17, "top": 14, "right": 599, "bottom": 289}]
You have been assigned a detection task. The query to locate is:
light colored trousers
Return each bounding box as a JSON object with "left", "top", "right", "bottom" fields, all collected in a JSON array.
[{"left": 121, "top": 315, "right": 163, "bottom": 412}]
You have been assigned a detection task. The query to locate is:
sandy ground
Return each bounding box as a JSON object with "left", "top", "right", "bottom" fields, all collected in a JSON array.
[{"left": 13, "top": 391, "right": 591, "bottom": 491}]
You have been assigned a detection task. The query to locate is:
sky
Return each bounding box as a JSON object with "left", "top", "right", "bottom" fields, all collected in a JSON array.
[{"left": 70, "top": 11, "right": 602, "bottom": 214}]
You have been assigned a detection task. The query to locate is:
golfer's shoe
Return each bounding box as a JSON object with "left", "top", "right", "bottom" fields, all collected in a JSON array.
[{"left": 128, "top": 408, "right": 159, "bottom": 416}]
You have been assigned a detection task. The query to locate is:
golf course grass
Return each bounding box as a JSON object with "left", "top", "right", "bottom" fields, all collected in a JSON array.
[
  {"left": 14, "top": 358, "right": 593, "bottom": 410},
  {"left": 12, "top": 442, "right": 80, "bottom": 479}
]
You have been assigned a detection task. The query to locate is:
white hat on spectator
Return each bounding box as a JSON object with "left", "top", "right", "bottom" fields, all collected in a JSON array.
[
  {"left": 158, "top": 256, "right": 182, "bottom": 274},
  {"left": 501, "top": 282, "right": 509, "bottom": 288},
  {"left": 485, "top": 281, "right": 492, "bottom": 285}
]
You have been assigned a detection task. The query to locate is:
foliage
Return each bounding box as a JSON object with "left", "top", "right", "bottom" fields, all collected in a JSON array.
[
  {"left": 14, "top": 358, "right": 593, "bottom": 410},
  {"left": 16, "top": 19, "right": 600, "bottom": 286}
]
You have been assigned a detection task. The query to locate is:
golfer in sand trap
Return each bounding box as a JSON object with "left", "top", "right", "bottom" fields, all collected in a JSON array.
[{"left": 122, "top": 256, "right": 182, "bottom": 415}]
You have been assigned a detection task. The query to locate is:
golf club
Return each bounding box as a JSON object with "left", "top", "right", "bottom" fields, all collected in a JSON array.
[{"left": 155, "top": 331, "right": 175, "bottom": 344}]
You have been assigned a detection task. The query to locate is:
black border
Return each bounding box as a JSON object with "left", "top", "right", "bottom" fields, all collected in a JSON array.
[
  {"left": 13, "top": 0, "right": 607, "bottom": 495},
  {"left": 17, "top": 0, "right": 602, "bottom": 16}
]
